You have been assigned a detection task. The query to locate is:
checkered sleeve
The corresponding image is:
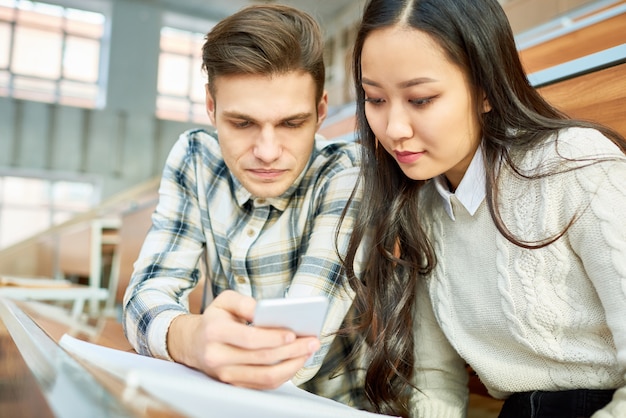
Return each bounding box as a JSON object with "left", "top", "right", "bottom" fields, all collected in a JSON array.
[{"left": 122, "top": 130, "right": 208, "bottom": 360}]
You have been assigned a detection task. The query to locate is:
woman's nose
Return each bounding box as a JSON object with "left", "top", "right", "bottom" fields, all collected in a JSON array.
[{"left": 385, "top": 104, "right": 413, "bottom": 141}]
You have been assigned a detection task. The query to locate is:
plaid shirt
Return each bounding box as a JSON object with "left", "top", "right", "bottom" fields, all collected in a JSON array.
[{"left": 123, "top": 128, "right": 369, "bottom": 408}]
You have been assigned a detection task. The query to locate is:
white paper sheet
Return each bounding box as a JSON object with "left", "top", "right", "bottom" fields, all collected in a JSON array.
[{"left": 59, "top": 334, "right": 394, "bottom": 418}]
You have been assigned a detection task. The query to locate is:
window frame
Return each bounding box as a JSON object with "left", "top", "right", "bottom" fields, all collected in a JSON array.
[
  {"left": 0, "top": 168, "right": 101, "bottom": 249},
  {"left": 0, "top": 0, "right": 110, "bottom": 109},
  {"left": 156, "top": 12, "right": 215, "bottom": 124}
]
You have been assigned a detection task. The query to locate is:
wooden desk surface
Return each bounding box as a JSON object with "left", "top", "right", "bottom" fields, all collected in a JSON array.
[
  {"left": 20, "top": 301, "right": 132, "bottom": 351},
  {"left": 0, "top": 298, "right": 182, "bottom": 417},
  {"left": 2, "top": 298, "right": 503, "bottom": 417},
  {"left": 0, "top": 313, "right": 54, "bottom": 418}
]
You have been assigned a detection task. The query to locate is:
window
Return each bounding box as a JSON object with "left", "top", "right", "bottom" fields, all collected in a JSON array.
[
  {"left": 0, "top": 174, "right": 99, "bottom": 249},
  {"left": 156, "top": 26, "right": 209, "bottom": 124},
  {"left": 0, "top": 0, "right": 105, "bottom": 108}
]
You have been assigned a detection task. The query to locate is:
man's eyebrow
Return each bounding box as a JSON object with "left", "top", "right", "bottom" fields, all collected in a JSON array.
[
  {"left": 222, "top": 111, "right": 313, "bottom": 123},
  {"left": 222, "top": 111, "right": 253, "bottom": 120},
  {"left": 280, "top": 112, "right": 313, "bottom": 122},
  {"left": 362, "top": 77, "right": 437, "bottom": 88}
]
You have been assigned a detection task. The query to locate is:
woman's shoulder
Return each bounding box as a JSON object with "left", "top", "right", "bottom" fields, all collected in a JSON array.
[
  {"left": 511, "top": 127, "right": 623, "bottom": 170},
  {"left": 544, "top": 127, "right": 623, "bottom": 159}
]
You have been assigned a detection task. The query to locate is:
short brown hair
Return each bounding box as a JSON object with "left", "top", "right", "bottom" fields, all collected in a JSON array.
[{"left": 202, "top": 4, "right": 325, "bottom": 102}]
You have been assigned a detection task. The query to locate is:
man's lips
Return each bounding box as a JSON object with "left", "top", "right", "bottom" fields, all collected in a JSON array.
[
  {"left": 248, "top": 168, "right": 286, "bottom": 179},
  {"left": 394, "top": 150, "right": 424, "bottom": 164}
]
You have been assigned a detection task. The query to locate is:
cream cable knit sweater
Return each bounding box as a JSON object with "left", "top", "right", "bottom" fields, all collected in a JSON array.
[{"left": 411, "top": 127, "right": 626, "bottom": 418}]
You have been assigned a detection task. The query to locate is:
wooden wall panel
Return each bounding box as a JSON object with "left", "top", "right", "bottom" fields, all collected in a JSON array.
[
  {"left": 538, "top": 63, "right": 626, "bottom": 137},
  {"left": 520, "top": 11, "right": 626, "bottom": 73}
]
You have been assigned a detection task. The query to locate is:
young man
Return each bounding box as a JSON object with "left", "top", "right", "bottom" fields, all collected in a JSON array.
[{"left": 122, "top": 4, "right": 367, "bottom": 409}]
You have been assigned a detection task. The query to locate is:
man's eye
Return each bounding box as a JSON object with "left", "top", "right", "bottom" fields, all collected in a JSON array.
[
  {"left": 283, "top": 121, "right": 305, "bottom": 128},
  {"left": 233, "top": 120, "right": 251, "bottom": 128}
]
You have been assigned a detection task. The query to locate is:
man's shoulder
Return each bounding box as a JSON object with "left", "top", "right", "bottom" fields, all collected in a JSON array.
[
  {"left": 313, "top": 136, "right": 361, "bottom": 167},
  {"left": 171, "top": 127, "right": 221, "bottom": 156},
  {"left": 178, "top": 127, "right": 218, "bottom": 144},
  {"left": 297, "top": 138, "right": 361, "bottom": 193},
  {"left": 164, "top": 127, "right": 224, "bottom": 176}
]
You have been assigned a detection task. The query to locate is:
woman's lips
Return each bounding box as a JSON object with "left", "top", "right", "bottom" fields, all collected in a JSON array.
[{"left": 394, "top": 150, "right": 424, "bottom": 164}]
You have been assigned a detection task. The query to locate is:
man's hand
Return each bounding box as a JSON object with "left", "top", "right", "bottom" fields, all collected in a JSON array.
[{"left": 166, "top": 290, "right": 321, "bottom": 390}]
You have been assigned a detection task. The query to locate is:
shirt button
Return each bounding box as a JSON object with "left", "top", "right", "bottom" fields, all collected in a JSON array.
[
  {"left": 256, "top": 198, "right": 266, "bottom": 205},
  {"left": 236, "top": 276, "right": 247, "bottom": 284},
  {"left": 246, "top": 228, "right": 255, "bottom": 237}
]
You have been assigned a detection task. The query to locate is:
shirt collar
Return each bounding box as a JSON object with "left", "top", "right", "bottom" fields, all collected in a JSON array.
[{"left": 432, "top": 146, "right": 486, "bottom": 220}]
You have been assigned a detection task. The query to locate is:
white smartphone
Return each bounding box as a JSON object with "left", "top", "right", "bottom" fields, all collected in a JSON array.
[{"left": 253, "top": 296, "right": 329, "bottom": 337}]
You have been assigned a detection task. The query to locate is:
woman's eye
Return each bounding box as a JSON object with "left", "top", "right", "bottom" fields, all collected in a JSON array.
[
  {"left": 364, "top": 97, "right": 384, "bottom": 105},
  {"left": 410, "top": 97, "right": 434, "bottom": 106}
]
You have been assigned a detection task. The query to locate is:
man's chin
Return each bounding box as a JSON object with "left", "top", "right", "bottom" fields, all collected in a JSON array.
[{"left": 245, "top": 183, "right": 290, "bottom": 199}]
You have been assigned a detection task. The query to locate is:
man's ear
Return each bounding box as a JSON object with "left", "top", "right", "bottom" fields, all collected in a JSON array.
[
  {"left": 316, "top": 91, "right": 329, "bottom": 129},
  {"left": 205, "top": 83, "right": 216, "bottom": 125}
]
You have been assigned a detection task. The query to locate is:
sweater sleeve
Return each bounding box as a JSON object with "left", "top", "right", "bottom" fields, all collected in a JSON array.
[
  {"left": 411, "top": 277, "right": 469, "bottom": 417},
  {"left": 562, "top": 135, "right": 626, "bottom": 417}
]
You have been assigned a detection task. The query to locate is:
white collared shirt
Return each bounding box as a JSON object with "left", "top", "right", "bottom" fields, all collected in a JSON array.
[{"left": 432, "top": 147, "right": 486, "bottom": 220}]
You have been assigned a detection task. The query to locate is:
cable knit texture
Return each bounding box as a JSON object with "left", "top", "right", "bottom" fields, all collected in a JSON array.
[{"left": 412, "top": 128, "right": 626, "bottom": 417}]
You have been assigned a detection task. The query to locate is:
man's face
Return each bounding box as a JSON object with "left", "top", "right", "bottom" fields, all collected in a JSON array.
[{"left": 206, "top": 71, "right": 327, "bottom": 198}]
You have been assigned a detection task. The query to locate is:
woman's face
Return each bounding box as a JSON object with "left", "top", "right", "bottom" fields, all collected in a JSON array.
[{"left": 360, "top": 26, "right": 486, "bottom": 189}]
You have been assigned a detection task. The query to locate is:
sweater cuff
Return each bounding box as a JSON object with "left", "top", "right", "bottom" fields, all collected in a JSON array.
[{"left": 412, "top": 398, "right": 466, "bottom": 418}]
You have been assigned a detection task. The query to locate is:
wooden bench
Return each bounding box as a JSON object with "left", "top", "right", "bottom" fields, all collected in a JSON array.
[
  {"left": 530, "top": 43, "right": 626, "bottom": 137},
  {"left": 517, "top": 0, "right": 626, "bottom": 73}
]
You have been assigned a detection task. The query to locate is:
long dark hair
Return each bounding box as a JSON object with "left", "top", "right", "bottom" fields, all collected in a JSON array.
[{"left": 341, "top": 0, "right": 626, "bottom": 416}]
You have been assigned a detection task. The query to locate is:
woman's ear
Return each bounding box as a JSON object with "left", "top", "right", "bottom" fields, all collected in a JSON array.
[{"left": 482, "top": 93, "right": 492, "bottom": 113}]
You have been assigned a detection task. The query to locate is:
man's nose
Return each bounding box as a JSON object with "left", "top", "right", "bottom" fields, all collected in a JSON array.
[{"left": 253, "top": 126, "right": 282, "bottom": 162}]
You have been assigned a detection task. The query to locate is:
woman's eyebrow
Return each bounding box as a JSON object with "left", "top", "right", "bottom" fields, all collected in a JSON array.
[{"left": 361, "top": 77, "right": 437, "bottom": 88}]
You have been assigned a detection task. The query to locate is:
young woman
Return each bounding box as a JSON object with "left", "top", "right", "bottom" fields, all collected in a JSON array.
[{"left": 341, "top": 0, "right": 626, "bottom": 417}]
